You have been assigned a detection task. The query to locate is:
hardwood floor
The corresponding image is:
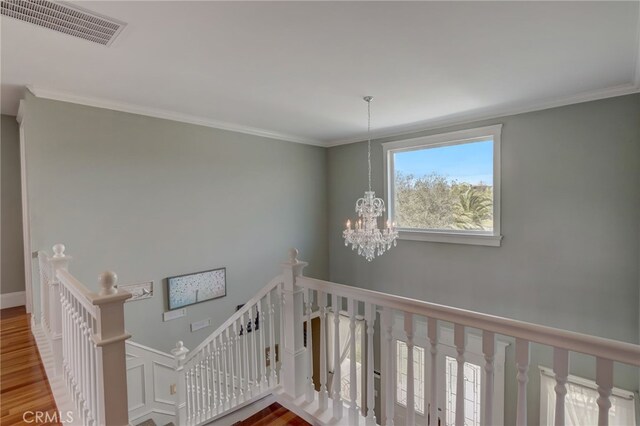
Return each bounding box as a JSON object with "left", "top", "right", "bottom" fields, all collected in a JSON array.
[
  {"left": 0, "top": 307, "right": 60, "bottom": 426},
  {"left": 234, "top": 403, "right": 310, "bottom": 426}
]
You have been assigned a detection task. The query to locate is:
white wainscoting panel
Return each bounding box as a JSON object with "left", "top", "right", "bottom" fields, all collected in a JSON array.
[{"left": 126, "top": 341, "right": 177, "bottom": 425}]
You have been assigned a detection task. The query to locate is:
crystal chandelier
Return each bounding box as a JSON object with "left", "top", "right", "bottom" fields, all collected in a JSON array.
[{"left": 343, "top": 96, "right": 398, "bottom": 261}]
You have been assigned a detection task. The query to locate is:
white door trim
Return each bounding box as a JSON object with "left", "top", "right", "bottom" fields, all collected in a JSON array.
[{"left": 17, "top": 100, "right": 33, "bottom": 315}]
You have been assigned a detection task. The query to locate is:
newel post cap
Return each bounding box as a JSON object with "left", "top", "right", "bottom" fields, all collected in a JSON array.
[
  {"left": 171, "top": 341, "right": 189, "bottom": 362},
  {"left": 289, "top": 248, "right": 299, "bottom": 263},
  {"left": 52, "top": 244, "right": 66, "bottom": 258},
  {"left": 99, "top": 271, "right": 118, "bottom": 295}
]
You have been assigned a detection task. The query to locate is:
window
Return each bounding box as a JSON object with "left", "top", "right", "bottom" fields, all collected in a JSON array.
[
  {"left": 327, "top": 311, "right": 365, "bottom": 408},
  {"left": 391, "top": 324, "right": 508, "bottom": 425},
  {"left": 539, "top": 367, "right": 636, "bottom": 426},
  {"left": 445, "top": 356, "right": 482, "bottom": 426},
  {"left": 396, "top": 341, "right": 425, "bottom": 414},
  {"left": 395, "top": 343, "right": 483, "bottom": 426},
  {"left": 383, "top": 125, "right": 502, "bottom": 246}
]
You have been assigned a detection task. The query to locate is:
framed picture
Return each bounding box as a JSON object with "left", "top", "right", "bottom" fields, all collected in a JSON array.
[{"left": 167, "top": 267, "right": 226, "bottom": 310}]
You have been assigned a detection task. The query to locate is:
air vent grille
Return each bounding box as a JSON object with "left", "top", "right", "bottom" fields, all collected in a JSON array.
[{"left": 1, "top": 0, "right": 125, "bottom": 46}]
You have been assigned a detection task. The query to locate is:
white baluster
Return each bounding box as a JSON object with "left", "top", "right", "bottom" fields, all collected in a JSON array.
[
  {"left": 242, "top": 311, "right": 250, "bottom": 399},
  {"left": 222, "top": 332, "right": 230, "bottom": 409},
  {"left": 81, "top": 308, "right": 89, "bottom": 421},
  {"left": 61, "top": 287, "right": 68, "bottom": 388},
  {"left": 596, "top": 358, "right": 613, "bottom": 426},
  {"left": 236, "top": 316, "right": 246, "bottom": 404},
  {"left": 553, "top": 348, "right": 569, "bottom": 426},
  {"left": 194, "top": 360, "right": 201, "bottom": 424},
  {"left": 318, "top": 291, "right": 329, "bottom": 411},
  {"left": 348, "top": 298, "right": 359, "bottom": 424},
  {"left": 482, "top": 331, "right": 496, "bottom": 426},
  {"left": 234, "top": 319, "right": 243, "bottom": 402},
  {"left": 306, "top": 289, "right": 315, "bottom": 403},
  {"left": 216, "top": 336, "right": 224, "bottom": 412},
  {"left": 405, "top": 313, "right": 415, "bottom": 426},
  {"left": 278, "top": 282, "right": 285, "bottom": 381},
  {"left": 50, "top": 243, "right": 69, "bottom": 376},
  {"left": 454, "top": 324, "right": 465, "bottom": 426},
  {"left": 332, "top": 294, "right": 343, "bottom": 419},
  {"left": 268, "top": 290, "right": 277, "bottom": 387},
  {"left": 365, "top": 303, "right": 376, "bottom": 426},
  {"left": 214, "top": 339, "right": 220, "bottom": 413},
  {"left": 516, "top": 338, "right": 530, "bottom": 426},
  {"left": 228, "top": 327, "right": 237, "bottom": 406},
  {"left": 259, "top": 298, "right": 267, "bottom": 390},
  {"left": 72, "top": 298, "right": 80, "bottom": 403},
  {"left": 206, "top": 343, "right": 212, "bottom": 417},
  {"left": 251, "top": 304, "right": 259, "bottom": 395},
  {"left": 89, "top": 318, "right": 97, "bottom": 426},
  {"left": 382, "top": 306, "right": 395, "bottom": 426},
  {"left": 185, "top": 370, "right": 192, "bottom": 424}
]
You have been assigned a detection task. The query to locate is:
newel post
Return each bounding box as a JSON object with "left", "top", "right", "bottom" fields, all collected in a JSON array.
[
  {"left": 281, "top": 248, "right": 308, "bottom": 398},
  {"left": 91, "top": 271, "right": 132, "bottom": 426},
  {"left": 49, "top": 243, "right": 70, "bottom": 376},
  {"left": 172, "top": 341, "right": 190, "bottom": 425}
]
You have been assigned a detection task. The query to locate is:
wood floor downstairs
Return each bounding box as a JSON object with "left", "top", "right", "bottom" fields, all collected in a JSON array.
[
  {"left": 234, "top": 403, "right": 310, "bottom": 426},
  {"left": 0, "top": 308, "right": 308, "bottom": 426},
  {"left": 0, "top": 307, "right": 60, "bottom": 426}
]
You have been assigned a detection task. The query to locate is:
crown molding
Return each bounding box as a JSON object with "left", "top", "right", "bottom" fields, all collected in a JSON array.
[
  {"left": 25, "top": 80, "right": 639, "bottom": 149},
  {"left": 25, "top": 85, "right": 325, "bottom": 147},
  {"left": 326, "top": 82, "right": 640, "bottom": 147}
]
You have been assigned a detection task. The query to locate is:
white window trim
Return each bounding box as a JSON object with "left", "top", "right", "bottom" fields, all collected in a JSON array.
[{"left": 382, "top": 124, "right": 503, "bottom": 247}]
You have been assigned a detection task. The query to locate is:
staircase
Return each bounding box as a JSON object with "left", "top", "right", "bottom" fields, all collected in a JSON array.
[{"left": 32, "top": 245, "right": 640, "bottom": 426}]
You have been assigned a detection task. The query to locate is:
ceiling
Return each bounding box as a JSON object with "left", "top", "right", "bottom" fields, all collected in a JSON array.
[{"left": 2, "top": 1, "right": 639, "bottom": 146}]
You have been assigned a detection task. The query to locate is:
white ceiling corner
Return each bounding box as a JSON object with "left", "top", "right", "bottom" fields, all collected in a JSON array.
[{"left": 2, "top": 1, "right": 640, "bottom": 147}]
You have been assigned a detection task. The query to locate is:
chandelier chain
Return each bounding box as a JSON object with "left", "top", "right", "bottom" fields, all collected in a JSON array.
[{"left": 367, "top": 97, "right": 372, "bottom": 192}]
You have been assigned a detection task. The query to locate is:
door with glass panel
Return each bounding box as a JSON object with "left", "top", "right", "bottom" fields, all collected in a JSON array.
[{"left": 394, "top": 339, "right": 488, "bottom": 426}]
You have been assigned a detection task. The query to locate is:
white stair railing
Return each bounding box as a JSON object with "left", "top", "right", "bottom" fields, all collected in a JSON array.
[
  {"left": 172, "top": 274, "right": 285, "bottom": 426},
  {"left": 36, "top": 244, "right": 132, "bottom": 426},
  {"left": 293, "top": 267, "right": 640, "bottom": 426},
  {"left": 36, "top": 246, "right": 639, "bottom": 426}
]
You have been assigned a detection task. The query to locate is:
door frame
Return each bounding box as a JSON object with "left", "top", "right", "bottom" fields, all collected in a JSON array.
[{"left": 17, "top": 100, "right": 33, "bottom": 316}]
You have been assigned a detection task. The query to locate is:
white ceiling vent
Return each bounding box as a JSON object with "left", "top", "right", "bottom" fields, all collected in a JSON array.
[{"left": 1, "top": 0, "right": 126, "bottom": 46}]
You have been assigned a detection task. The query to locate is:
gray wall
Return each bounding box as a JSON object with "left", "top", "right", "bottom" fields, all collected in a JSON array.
[
  {"left": 22, "top": 93, "right": 328, "bottom": 352},
  {"left": 328, "top": 94, "right": 640, "bottom": 424},
  {"left": 1, "top": 114, "right": 25, "bottom": 295}
]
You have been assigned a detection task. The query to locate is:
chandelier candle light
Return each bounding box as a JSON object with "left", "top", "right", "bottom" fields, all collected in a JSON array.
[{"left": 343, "top": 96, "right": 398, "bottom": 261}]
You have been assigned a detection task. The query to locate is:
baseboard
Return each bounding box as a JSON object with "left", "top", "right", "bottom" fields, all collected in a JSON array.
[{"left": 0, "top": 291, "right": 26, "bottom": 309}]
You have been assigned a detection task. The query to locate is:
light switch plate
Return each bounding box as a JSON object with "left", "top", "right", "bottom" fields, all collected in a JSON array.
[
  {"left": 163, "top": 308, "right": 186, "bottom": 322},
  {"left": 191, "top": 318, "right": 211, "bottom": 332}
]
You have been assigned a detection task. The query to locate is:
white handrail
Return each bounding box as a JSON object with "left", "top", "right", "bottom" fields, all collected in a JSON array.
[
  {"left": 184, "top": 274, "right": 284, "bottom": 364},
  {"left": 297, "top": 276, "right": 640, "bottom": 366},
  {"left": 57, "top": 269, "right": 97, "bottom": 317}
]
